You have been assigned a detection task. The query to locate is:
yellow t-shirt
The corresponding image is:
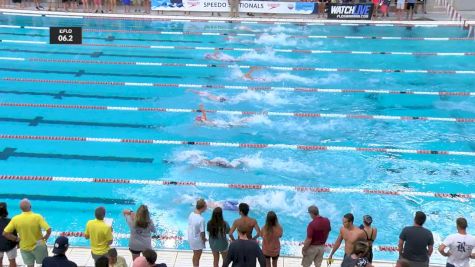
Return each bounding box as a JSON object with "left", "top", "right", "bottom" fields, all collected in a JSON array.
[
  {"left": 3, "top": 211, "right": 50, "bottom": 251},
  {"left": 85, "top": 219, "right": 113, "bottom": 255}
]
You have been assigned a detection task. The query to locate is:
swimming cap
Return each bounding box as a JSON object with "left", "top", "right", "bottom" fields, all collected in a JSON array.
[{"left": 195, "top": 116, "right": 202, "bottom": 121}]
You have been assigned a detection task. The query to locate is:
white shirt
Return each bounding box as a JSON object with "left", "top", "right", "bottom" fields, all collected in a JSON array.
[
  {"left": 443, "top": 233, "right": 475, "bottom": 267},
  {"left": 187, "top": 212, "right": 205, "bottom": 250}
]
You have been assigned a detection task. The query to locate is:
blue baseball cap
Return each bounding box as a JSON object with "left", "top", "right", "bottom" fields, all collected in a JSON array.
[{"left": 52, "top": 236, "right": 69, "bottom": 254}]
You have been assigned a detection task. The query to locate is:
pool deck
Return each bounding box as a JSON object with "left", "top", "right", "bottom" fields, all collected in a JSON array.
[{"left": 2, "top": 246, "right": 452, "bottom": 267}]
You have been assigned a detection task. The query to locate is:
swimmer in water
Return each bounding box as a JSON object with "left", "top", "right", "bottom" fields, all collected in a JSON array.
[
  {"left": 187, "top": 89, "right": 227, "bottom": 102},
  {"left": 195, "top": 104, "right": 251, "bottom": 128},
  {"left": 163, "top": 156, "right": 244, "bottom": 169},
  {"left": 236, "top": 25, "right": 257, "bottom": 33},
  {"left": 243, "top": 66, "right": 267, "bottom": 82},
  {"left": 208, "top": 200, "right": 239, "bottom": 211},
  {"left": 204, "top": 51, "right": 238, "bottom": 62}
]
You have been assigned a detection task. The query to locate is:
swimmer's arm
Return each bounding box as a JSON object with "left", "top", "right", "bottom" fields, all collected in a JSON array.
[
  {"left": 199, "top": 104, "right": 207, "bottom": 121},
  {"left": 328, "top": 230, "right": 343, "bottom": 259},
  {"left": 252, "top": 220, "right": 260, "bottom": 240},
  {"left": 229, "top": 221, "right": 237, "bottom": 241}
]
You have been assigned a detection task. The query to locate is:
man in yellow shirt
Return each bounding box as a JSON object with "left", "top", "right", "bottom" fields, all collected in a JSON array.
[
  {"left": 85, "top": 206, "right": 113, "bottom": 262},
  {"left": 2, "top": 199, "right": 51, "bottom": 267}
]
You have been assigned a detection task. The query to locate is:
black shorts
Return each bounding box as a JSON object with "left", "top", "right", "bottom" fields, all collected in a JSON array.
[
  {"left": 264, "top": 254, "right": 279, "bottom": 260},
  {"left": 406, "top": 2, "right": 415, "bottom": 9},
  {"left": 129, "top": 248, "right": 142, "bottom": 255}
]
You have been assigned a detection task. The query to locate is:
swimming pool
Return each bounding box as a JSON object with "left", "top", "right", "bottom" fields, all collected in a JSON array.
[{"left": 0, "top": 12, "right": 474, "bottom": 263}]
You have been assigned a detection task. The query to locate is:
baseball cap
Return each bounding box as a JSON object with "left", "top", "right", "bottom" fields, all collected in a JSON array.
[{"left": 52, "top": 236, "right": 69, "bottom": 254}]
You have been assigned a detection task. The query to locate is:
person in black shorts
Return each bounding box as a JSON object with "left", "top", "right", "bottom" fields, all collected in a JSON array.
[{"left": 406, "top": 0, "right": 416, "bottom": 20}]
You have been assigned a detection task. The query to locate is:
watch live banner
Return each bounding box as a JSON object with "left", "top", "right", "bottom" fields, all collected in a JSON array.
[
  {"left": 152, "top": 0, "right": 317, "bottom": 14},
  {"left": 327, "top": 3, "right": 374, "bottom": 19}
]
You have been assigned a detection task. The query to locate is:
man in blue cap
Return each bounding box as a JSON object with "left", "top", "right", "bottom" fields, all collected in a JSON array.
[{"left": 42, "top": 236, "right": 77, "bottom": 267}]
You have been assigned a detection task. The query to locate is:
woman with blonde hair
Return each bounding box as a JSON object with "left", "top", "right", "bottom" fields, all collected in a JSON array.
[{"left": 123, "top": 205, "right": 156, "bottom": 260}]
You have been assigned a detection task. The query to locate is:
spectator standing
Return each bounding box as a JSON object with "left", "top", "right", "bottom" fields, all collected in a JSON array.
[
  {"left": 93, "top": 0, "right": 103, "bottom": 13},
  {"left": 82, "top": 0, "right": 90, "bottom": 12},
  {"left": 328, "top": 213, "right": 366, "bottom": 264},
  {"left": 0, "top": 202, "right": 17, "bottom": 267},
  {"left": 123, "top": 205, "right": 156, "bottom": 260},
  {"left": 261, "top": 211, "right": 283, "bottom": 267},
  {"left": 438, "top": 217, "right": 475, "bottom": 267},
  {"left": 301, "top": 205, "right": 331, "bottom": 267},
  {"left": 341, "top": 241, "right": 373, "bottom": 267},
  {"left": 222, "top": 225, "right": 265, "bottom": 267},
  {"left": 85, "top": 207, "right": 113, "bottom": 262},
  {"left": 133, "top": 0, "right": 142, "bottom": 12},
  {"left": 398, "top": 211, "right": 434, "bottom": 267},
  {"left": 42, "top": 236, "right": 77, "bottom": 267},
  {"left": 207, "top": 207, "right": 230, "bottom": 267},
  {"left": 2, "top": 199, "right": 51, "bottom": 267},
  {"left": 406, "top": 0, "right": 416, "bottom": 20},
  {"left": 359, "top": 215, "right": 377, "bottom": 263},
  {"left": 229, "top": 203, "right": 260, "bottom": 241},
  {"left": 228, "top": 0, "right": 239, "bottom": 18},
  {"left": 396, "top": 0, "right": 405, "bottom": 20},
  {"left": 380, "top": 0, "right": 390, "bottom": 17},
  {"left": 108, "top": 248, "right": 127, "bottom": 267},
  {"left": 143, "top": 249, "right": 167, "bottom": 267},
  {"left": 188, "top": 199, "right": 207, "bottom": 267}
]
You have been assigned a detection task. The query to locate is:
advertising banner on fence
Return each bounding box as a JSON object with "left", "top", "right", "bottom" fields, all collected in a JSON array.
[
  {"left": 327, "top": 3, "right": 374, "bottom": 19},
  {"left": 152, "top": 0, "right": 317, "bottom": 14}
]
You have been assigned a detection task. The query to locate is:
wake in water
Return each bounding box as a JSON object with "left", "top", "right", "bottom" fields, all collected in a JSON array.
[
  {"left": 204, "top": 47, "right": 307, "bottom": 65},
  {"left": 231, "top": 66, "right": 314, "bottom": 84},
  {"left": 254, "top": 33, "right": 298, "bottom": 46},
  {"left": 164, "top": 150, "right": 247, "bottom": 169},
  {"left": 166, "top": 150, "right": 317, "bottom": 176},
  {"left": 434, "top": 100, "right": 475, "bottom": 114}
]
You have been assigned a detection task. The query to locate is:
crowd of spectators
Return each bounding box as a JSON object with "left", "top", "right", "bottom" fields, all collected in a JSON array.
[
  {"left": 0, "top": 0, "right": 428, "bottom": 21},
  {"left": 2, "top": 199, "right": 475, "bottom": 267}
]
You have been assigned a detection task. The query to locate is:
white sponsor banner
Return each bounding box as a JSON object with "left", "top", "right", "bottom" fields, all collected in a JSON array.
[{"left": 152, "top": 0, "right": 316, "bottom": 14}]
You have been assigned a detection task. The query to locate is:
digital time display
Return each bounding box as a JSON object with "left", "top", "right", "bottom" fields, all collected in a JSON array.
[{"left": 50, "top": 27, "right": 82, "bottom": 44}]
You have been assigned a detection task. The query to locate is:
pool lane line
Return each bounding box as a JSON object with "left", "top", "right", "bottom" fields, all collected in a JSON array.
[
  {"left": 0, "top": 47, "right": 194, "bottom": 60},
  {"left": 2, "top": 102, "right": 474, "bottom": 123},
  {"left": 0, "top": 115, "right": 156, "bottom": 128},
  {"left": 1, "top": 9, "right": 465, "bottom": 28},
  {"left": 0, "top": 30, "right": 214, "bottom": 44},
  {"left": 1, "top": 134, "right": 474, "bottom": 157},
  {"left": 17, "top": 57, "right": 475, "bottom": 75},
  {"left": 1, "top": 175, "right": 472, "bottom": 201},
  {"left": 0, "top": 147, "right": 154, "bottom": 163},
  {"left": 50, "top": 230, "right": 400, "bottom": 252},
  {"left": 5, "top": 77, "right": 475, "bottom": 97},
  {"left": 0, "top": 26, "right": 471, "bottom": 41},
  {"left": 0, "top": 66, "right": 184, "bottom": 79},
  {"left": 3, "top": 39, "right": 473, "bottom": 59},
  {"left": 0, "top": 192, "right": 135, "bottom": 204},
  {"left": 0, "top": 89, "right": 150, "bottom": 101},
  {"left": 83, "top": 28, "right": 474, "bottom": 41},
  {"left": 9, "top": 40, "right": 475, "bottom": 58},
  {"left": 1, "top": 43, "right": 474, "bottom": 58}
]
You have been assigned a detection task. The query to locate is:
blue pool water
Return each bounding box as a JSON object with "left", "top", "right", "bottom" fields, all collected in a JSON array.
[{"left": 0, "top": 14, "right": 474, "bottom": 263}]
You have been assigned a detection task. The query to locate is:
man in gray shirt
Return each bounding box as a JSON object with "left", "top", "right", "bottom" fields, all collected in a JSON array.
[{"left": 398, "top": 211, "right": 434, "bottom": 267}]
